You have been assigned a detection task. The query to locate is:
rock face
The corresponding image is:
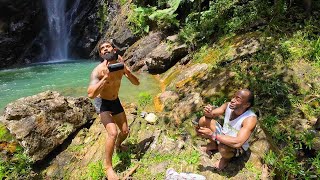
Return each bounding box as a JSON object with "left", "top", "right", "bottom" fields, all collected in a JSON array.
[
  {"left": 0, "top": 91, "right": 95, "bottom": 161},
  {"left": 124, "top": 31, "right": 165, "bottom": 71},
  {"left": 123, "top": 32, "right": 188, "bottom": 73},
  {"left": 145, "top": 42, "right": 188, "bottom": 74},
  {"left": 159, "top": 91, "right": 179, "bottom": 111},
  {"left": 90, "top": 3, "right": 138, "bottom": 59},
  {"left": 169, "top": 92, "right": 204, "bottom": 125},
  {"left": 0, "top": 0, "right": 45, "bottom": 68},
  {"left": 68, "top": 0, "right": 119, "bottom": 59}
]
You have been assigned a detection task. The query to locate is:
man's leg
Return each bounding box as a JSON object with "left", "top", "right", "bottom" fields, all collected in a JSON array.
[
  {"left": 113, "top": 111, "right": 129, "bottom": 151},
  {"left": 100, "top": 111, "right": 119, "bottom": 180},
  {"left": 213, "top": 143, "right": 235, "bottom": 170},
  {"left": 198, "top": 116, "right": 218, "bottom": 151}
]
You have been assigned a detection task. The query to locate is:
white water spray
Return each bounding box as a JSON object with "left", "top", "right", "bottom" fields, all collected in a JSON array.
[{"left": 43, "top": 0, "right": 80, "bottom": 60}]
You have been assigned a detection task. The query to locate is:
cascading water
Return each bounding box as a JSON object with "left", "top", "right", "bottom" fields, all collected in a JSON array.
[
  {"left": 43, "top": 0, "right": 80, "bottom": 61},
  {"left": 43, "top": 0, "right": 68, "bottom": 60}
]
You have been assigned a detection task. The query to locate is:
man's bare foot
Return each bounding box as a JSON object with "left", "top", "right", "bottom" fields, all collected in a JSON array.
[
  {"left": 106, "top": 167, "right": 119, "bottom": 180},
  {"left": 116, "top": 144, "right": 128, "bottom": 152},
  {"left": 200, "top": 143, "right": 217, "bottom": 155},
  {"left": 213, "top": 158, "right": 230, "bottom": 170}
]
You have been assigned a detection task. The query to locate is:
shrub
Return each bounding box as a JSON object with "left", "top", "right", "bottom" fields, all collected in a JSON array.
[
  {"left": 128, "top": 5, "right": 156, "bottom": 35},
  {"left": 138, "top": 92, "right": 152, "bottom": 109},
  {"left": 128, "top": 0, "right": 181, "bottom": 35},
  {"left": 0, "top": 147, "right": 33, "bottom": 179}
]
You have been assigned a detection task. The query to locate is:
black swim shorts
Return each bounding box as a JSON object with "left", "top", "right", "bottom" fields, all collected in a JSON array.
[{"left": 94, "top": 97, "right": 124, "bottom": 115}]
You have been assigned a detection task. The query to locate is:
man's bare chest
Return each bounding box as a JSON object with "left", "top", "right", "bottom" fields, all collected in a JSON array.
[{"left": 98, "top": 71, "right": 123, "bottom": 84}]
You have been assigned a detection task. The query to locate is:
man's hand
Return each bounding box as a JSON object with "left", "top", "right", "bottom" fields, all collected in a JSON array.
[
  {"left": 203, "top": 104, "right": 214, "bottom": 118},
  {"left": 197, "top": 127, "right": 213, "bottom": 139},
  {"left": 117, "top": 54, "right": 124, "bottom": 63}
]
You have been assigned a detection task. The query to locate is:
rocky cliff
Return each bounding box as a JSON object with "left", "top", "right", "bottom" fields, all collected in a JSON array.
[{"left": 0, "top": 0, "right": 44, "bottom": 68}]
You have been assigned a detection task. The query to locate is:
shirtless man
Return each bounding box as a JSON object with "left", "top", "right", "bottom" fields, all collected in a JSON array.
[
  {"left": 196, "top": 89, "right": 257, "bottom": 170},
  {"left": 87, "top": 40, "right": 140, "bottom": 180}
]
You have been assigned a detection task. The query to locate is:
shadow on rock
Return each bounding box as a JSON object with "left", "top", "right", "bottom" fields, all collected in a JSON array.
[
  {"left": 114, "top": 136, "right": 155, "bottom": 172},
  {"left": 134, "top": 136, "right": 155, "bottom": 160},
  {"left": 198, "top": 150, "right": 251, "bottom": 177}
]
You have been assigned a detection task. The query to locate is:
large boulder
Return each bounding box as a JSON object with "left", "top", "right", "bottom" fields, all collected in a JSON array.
[
  {"left": 145, "top": 42, "right": 188, "bottom": 74},
  {"left": 124, "top": 31, "right": 165, "bottom": 71},
  {"left": 0, "top": 91, "right": 95, "bottom": 161}
]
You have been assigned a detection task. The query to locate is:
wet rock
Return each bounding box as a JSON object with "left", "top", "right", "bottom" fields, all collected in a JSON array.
[
  {"left": 287, "top": 60, "right": 320, "bottom": 93},
  {"left": 0, "top": 91, "right": 95, "bottom": 161}
]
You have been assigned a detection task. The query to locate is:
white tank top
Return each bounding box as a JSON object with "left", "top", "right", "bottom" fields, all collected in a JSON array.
[{"left": 222, "top": 103, "right": 256, "bottom": 151}]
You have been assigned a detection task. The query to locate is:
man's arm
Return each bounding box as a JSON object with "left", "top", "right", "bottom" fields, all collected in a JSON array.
[
  {"left": 198, "top": 116, "right": 257, "bottom": 149},
  {"left": 124, "top": 65, "right": 140, "bottom": 85},
  {"left": 204, "top": 102, "right": 228, "bottom": 118},
  {"left": 215, "top": 116, "right": 257, "bottom": 148},
  {"left": 87, "top": 68, "right": 108, "bottom": 99}
]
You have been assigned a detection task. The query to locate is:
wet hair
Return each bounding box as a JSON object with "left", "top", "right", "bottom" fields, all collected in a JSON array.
[
  {"left": 243, "top": 89, "right": 254, "bottom": 108},
  {"left": 98, "top": 39, "right": 114, "bottom": 50},
  {"left": 103, "top": 52, "right": 118, "bottom": 62}
]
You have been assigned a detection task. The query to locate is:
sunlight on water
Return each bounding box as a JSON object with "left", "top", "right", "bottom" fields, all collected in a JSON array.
[{"left": 0, "top": 60, "right": 161, "bottom": 113}]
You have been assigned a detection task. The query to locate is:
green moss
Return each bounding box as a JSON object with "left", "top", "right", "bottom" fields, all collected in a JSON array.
[
  {"left": 81, "top": 161, "right": 105, "bottom": 180},
  {"left": 119, "top": 0, "right": 127, "bottom": 6},
  {"left": 98, "top": 2, "right": 108, "bottom": 33},
  {"left": 244, "top": 162, "right": 262, "bottom": 179},
  {"left": 0, "top": 124, "right": 13, "bottom": 142},
  {"left": 0, "top": 148, "right": 33, "bottom": 179},
  {"left": 56, "top": 123, "right": 73, "bottom": 139},
  {"left": 68, "top": 144, "right": 85, "bottom": 152}
]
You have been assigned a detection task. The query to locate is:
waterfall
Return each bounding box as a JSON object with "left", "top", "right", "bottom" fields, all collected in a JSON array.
[{"left": 43, "top": 0, "right": 80, "bottom": 61}]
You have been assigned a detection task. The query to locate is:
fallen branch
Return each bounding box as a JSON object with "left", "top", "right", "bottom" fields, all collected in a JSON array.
[{"left": 122, "top": 164, "right": 140, "bottom": 180}]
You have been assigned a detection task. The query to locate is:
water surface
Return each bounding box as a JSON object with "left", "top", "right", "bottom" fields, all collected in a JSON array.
[{"left": 0, "top": 60, "right": 161, "bottom": 113}]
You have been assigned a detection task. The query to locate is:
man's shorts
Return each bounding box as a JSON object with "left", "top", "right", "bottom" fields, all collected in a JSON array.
[
  {"left": 94, "top": 97, "right": 124, "bottom": 115},
  {"left": 215, "top": 122, "right": 245, "bottom": 157}
]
